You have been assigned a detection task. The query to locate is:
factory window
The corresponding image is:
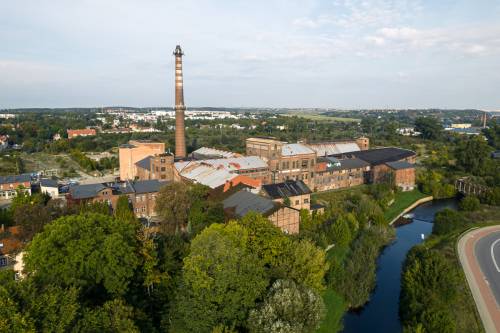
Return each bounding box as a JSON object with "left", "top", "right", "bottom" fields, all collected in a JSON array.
[
  {"left": 161, "top": 158, "right": 165, "bottom": 163},
  {"left": 301, "top": 160, "right": 308, "bottom": 168},
  {"left": 161, "top": 167, "right": 166, "bottom": 171},
  {"left": 295, "top": 200, "right": 299, "bottom": 205},
  {"left": 304, "top": 198, "right": 309, "bottom": 204}
]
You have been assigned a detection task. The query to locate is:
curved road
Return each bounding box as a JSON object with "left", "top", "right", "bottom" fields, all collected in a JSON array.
[{"left": 458, "top": 226, "right": 500, "bottom": 333}]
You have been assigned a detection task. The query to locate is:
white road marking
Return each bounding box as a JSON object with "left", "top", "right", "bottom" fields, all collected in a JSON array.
[{"left": 491, "top": 238, "right": 500, "bottom": 273}]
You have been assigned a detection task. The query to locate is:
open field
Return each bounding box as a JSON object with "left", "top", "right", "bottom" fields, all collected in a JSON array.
[{"left": 283, "top": 113, "right": 361, "bottom": 123}]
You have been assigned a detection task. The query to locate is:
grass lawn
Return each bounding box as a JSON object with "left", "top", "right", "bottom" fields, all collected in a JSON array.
[
  {"left": 312, "top": 185, "right": 369, "bottom": 206},
  {"left": 316, "top": 288, "right": 347, "bottom": 333},
  {"left": 384, "top": 189, "right": 429, "bottom": 223}
]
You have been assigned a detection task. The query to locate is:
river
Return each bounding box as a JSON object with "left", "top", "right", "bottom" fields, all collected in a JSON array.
[{"left": 341, "top": 199, "right": 459, "bottom": 333}]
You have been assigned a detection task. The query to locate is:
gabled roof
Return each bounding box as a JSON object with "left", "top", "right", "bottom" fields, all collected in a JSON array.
[
  {"left": 0, "top": 174, "right": 31, "bottom": 185},
  {"left": 40, "top": 178, "right": 58, "bottom": 188},
  {"left": 69, "top": 183, "right": 107, "bottom": 199},
  {"left": 386, "top": 161, "right": 415, "bottom": 170},
  {"left": 223, "top": 190, "right": 277, "bottom": 217},
  {"left": 349, "top": 148, "right": 415, "bottom": 165},
  {"left": 262, "top": 180, "right": 312, "bottom": 199},
  {"left": 135, "top": 156, "right": 152, "bottom": 170},
  {"left": 132, "top": 179, "right": 164, "bottom": 194},
  {"left": 281, "top": 143, "right": 315, "bottom": 156}
]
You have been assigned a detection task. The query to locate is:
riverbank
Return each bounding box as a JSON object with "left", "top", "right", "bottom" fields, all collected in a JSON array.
[{"left": 384, "top": 190, "right": 432, "bottom": 224}]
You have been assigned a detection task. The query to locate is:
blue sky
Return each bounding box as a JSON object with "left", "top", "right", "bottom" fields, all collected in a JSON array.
[{"left": 1, "top": 0, "right": 499, "bottom": 109}]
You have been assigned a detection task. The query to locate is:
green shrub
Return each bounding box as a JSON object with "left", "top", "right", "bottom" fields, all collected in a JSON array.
[{"left": 458, "top": 196, "right": 480, "bottom": 211}]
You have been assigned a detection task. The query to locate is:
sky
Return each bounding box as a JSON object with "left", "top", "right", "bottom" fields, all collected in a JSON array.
[{"left": 1, "top": 0, "right": 500, "bottom": 109}]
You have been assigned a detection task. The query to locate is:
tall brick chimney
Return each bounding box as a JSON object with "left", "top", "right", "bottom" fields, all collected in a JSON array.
[{"left": 173, "top": 45, "right": 186, "bottom": 158}]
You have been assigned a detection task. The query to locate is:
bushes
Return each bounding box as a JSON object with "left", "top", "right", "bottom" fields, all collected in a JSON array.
[
  {"left": 329, "top": 226, "right": 394, "bottom": 308},
  {"left": 458, "top": 196, "right": 480, "bottom": 211},
  {"left": 432, "top": 209, "right": 467, "bottom": 236}
]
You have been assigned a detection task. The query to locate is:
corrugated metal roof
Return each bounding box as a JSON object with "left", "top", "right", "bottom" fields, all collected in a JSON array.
[
  {"left": 281, "top": 143, "right": 315, "bottom": 156},
  {"left": 308, "top": 142, "right": 360, "bottom": 156},
  {"left": 181, "top": 164, "right": 238, "bottom": 189},
  {"left": 192, "top": 147, "right": 237, "bottom": 159},
  {"left": 201, "top": 156, "right": 268, "bottom": 170}
]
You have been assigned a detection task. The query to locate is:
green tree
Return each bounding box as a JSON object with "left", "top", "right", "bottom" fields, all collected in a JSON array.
[
  {"left": 0, "top": 286, "right": 35, "bottom": 333},
  {"left": 115, "top": 195, "right": 135, "bottom": 222},
  {"left": 414, "top": 117, "right": 442, "bottom": 140},
  {"left": 458, "top": 196, "right": 480, "bottom": 211},
  {"left": 24, "top": 213, "right": 139, "bottom": 298},
  {"left": 172, "top": 222, "right": 269, "bottom": 332},
  {"left": 73, "top": 299, "right": 139, "bottom": 333},
  {"left": 455, "top": 136, "right": 491, "bottom": 175},
  {"left": 432, "top": 209, "right": 466, "bottom": 235},
  {"left": 330, "top": 217, "right": 352, "bottom": 247},
  {"left": 248, "top": 279, "right": 325, "bottom": 333},
  {"left": 279, "top": 239, "right": 328, "bottom": 293},
  {"left": 155, "top": 182, "right": 192, "bottom": 233}
]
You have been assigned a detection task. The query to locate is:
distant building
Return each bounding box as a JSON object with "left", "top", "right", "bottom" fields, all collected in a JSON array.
[
  {"left": 119, "top": 140, "right": 166, "bottom": 180},
  {"left": 451, "top": 123, "right": 472, "bottom": 129},
  {"left": 67, "top": 179, "right": 165, "bottom": 219},
  {"left": 40, "top": 178, "right": 59, "bottom": 198},
  {"left": 0, "top": 135, "right": 8, "bottom": 151},
  {"left": 52, "top": 133, "right": 62, "bottom": 141},
  {"left": 223, "top": 189, "right": 300, "bottom": 234},
  {"left": 67, "top": 128, "right": 96, "bottom": 139},
  {"left": 0, "top": 174, "right": 31, "bottom": 200}
]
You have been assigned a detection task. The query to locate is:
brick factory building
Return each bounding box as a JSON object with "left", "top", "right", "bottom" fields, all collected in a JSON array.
[
  {"left": 66, "top": 180, "right": 164, "bottom": 219},
  {"left": 135, "top": 153, "right": 175, "bottom": 181},
  {"left": 313, "top": 157, "right": 370, "bottom": 192}
]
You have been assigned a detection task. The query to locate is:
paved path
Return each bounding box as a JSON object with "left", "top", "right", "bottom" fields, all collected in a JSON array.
[{"left": 458, "top": 226, "right": 500, "bottom": 333}]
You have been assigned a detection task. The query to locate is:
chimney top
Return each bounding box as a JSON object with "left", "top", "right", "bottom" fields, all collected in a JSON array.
[{"left": 173, "top": 45, "right": 184, "bottom": 57}]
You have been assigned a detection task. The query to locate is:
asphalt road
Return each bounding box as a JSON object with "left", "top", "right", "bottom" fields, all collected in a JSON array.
[
  {"left": 458, "top": 226, "right": 500, "bottom": 333},
  {"left": 476, "top": 231, "right": 500, "bottom": 307}
]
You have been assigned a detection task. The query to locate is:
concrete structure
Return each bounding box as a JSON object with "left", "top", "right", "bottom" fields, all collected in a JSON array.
[
  {"left": 67, "top": 128, "right": 96, "bottom": 139},
  {"left": 173, "top": 45, "right": 186, "bottom": 158},
  {"left": 119, "top": 140, "right": 166, "bottom": 180},
  {"left": 314, "top": 157, "right": 370, "bottom": 192},
  {"left": 40, "top": 178, "right": 59, "bottom": 198},
  {"left": 67, "top": 179, "right": 165, "bottom": 219},
  {"left": 0, "top": 174, "right": 31, "bottom": 200},
  {"left": 223, "top": 189, "right": 300, "bottom": 234},
  {"left": 262, "top": 180, "right": 312, "bottom": 211}
]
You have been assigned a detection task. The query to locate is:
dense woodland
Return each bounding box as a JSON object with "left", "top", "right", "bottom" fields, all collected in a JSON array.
[{"left": 1, "top": 109, "right": 500, "bottom": 332}]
